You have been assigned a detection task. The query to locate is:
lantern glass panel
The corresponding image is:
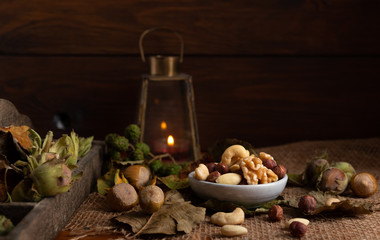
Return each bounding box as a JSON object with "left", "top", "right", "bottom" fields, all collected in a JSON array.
[{"left": 138, "top": 74, "right": 200, "bottom": 162}]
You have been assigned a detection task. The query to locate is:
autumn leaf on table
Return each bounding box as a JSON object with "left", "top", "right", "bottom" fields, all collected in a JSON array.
[
  {"left": 114, "top": 189, "right": 206, "bottom": 236},
  {"left": 0, "top": 125, "right": 32, "bottom": 150},
  {"left": 200, "top": 197, "right": 287, "bottom": 216},
  {"left": 288, "top": 191, "right": 380, "bottom": 216},
  {"left": 158, "top": 174, "right": 189, "bottom": 190}
]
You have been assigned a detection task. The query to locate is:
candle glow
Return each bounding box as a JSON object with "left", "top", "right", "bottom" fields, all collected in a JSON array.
[
  {"left": 167, "top": 135, "right": 174, "bottom": 146},
  {"left": 161, "top": 121, "right": 167, "bottom": 130}
]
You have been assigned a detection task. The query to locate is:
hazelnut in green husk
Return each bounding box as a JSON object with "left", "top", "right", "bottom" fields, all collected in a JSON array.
[
  {"left": 350, "top": 173, "right": 377, "bottom": 198},
  {"left": 139, "top": 185, "right": 165, "bottom": 213},
  {"left": 305, "top": 158, "right": 330, "bottom": 187},
  {"left": 317, "top": 167, "right": 349, "bottom": 195},
  {"left": 331, "top": 161, "right": 356, "bottom": 181},
  {"left": 0, "top": 215, "right": 14, "bottom": 236}
]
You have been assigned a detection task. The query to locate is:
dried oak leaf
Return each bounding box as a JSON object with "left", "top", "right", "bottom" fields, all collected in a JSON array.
[
  {"left": 0, "top": 125, "right": 32, "bottom": 150},
  {"left": 114, "top": 190, "right": 206, "bottom": 236}
]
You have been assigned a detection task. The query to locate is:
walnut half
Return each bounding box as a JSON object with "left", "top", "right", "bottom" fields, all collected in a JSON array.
[{"left": 240, "top": 155, "right": 278, "bottom": 184}]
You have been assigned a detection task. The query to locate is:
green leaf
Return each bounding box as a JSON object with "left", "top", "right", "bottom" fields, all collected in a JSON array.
[
  {"left": 78, "top": 136, "right": 93, "bottom": 158},
  {"left": 287, "top": 173, "right": 306, "bottom": 186},
  {"left": 158, "top": 175, "right": 189, "bottom": 189},
  {"left": 97, "top": 168, "right": 117, "bottom": 195}
]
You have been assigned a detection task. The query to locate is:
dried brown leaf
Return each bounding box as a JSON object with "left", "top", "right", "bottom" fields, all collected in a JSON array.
[
  {"left": 0, "top": 125, "right": 32, "bottom": 150},
  {"left": 290, "top": 191, "right": 379, "bottom": 216},
  {"left": 114, "top": 190, "right": 206, "bottom": 236},
  {"left": 114, "top": 211, "right": 150, "bottom": 233},
  {"left": 311, "top": 199, "right": 376, "bottom": 215}
]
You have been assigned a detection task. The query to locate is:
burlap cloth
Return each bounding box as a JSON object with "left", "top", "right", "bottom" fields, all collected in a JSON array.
[{"left": 62, "top": 138, "right": 380, "bottom": 239}]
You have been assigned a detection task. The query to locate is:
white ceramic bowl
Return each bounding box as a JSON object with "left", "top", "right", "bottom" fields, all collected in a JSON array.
[{"left": 188, "top": 171, "right": 288, "bottom": 208}]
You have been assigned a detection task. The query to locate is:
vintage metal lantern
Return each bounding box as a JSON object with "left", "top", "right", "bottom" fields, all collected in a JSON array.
[{"left": 137, "top": 27, "right": 200, "bottom": 162}]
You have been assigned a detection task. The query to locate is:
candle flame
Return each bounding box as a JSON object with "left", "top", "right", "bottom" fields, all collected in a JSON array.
[
  {"left": 161, "top": 121, "right": 167, "bottom": 130},
  {"left": 167, "top": 135, "right": 174, "bottom": 146}
]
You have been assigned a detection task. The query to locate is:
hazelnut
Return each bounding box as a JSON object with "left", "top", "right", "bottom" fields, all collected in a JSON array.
[
  {"left": 205, "top": 162, "right": 216, "bottom": 173},
  {"left": 215, "top": 163, "right": 229, "bottom": 174},
  {"left": 262, "top": 158, "right": 277, "bottom": 170},
  {"left": 298, "top": 195, "right": 317, "bottom": 214},
  {"left": 268, "top": 205, "right": 283, "bottom": 221},
  {"left": 207, "top": 171, "right": 221, "bottom": 182},
  {"left": 272, "top": 165, "right": 287, "bottom": 179},
  {"left": 350, "top": 172, "right": 378, "bottom": 198},
  {"left": 289, "top": 221, "right": 307, "bottom": 237}
]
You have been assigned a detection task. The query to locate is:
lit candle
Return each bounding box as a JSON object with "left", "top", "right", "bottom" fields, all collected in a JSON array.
[
  {"left": 167, "top": 135, "right": 174, "bottom": 146},
  {"left": 167, "top": 135, "right": 175, "bottom": 154}
]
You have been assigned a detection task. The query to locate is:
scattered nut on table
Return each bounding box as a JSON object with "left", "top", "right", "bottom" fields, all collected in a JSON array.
[
  {"left": 289, "top": 221, "right": 307, "bottom": 237},
  {"left": 268, "top": 205, "right": 283, "bottom": 221},
  {"left": 285, "top": 218, "right": 310, "bottom": 229},
  {"left": 325, "top": 197, "right": 341, "bottom": 206},
  {"left": 298, "top": 195, "right": 317, "bottom": 214},
  {"left": 210, "top": 207, "right": 245, "bottom": 226},
  {"left": 221, "top": 225, "right": 248, "bottom": 237}
]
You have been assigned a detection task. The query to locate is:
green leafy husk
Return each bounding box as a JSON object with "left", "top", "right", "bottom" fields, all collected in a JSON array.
[
  {"left": 288, "top": 151, "right": 330, "bottom": 187},
  {"left": 0, "top": 215, "right": 14, "bottom": 236},
  {"left": 78, "top": 136, "right": 94, "bottom": 158},
  {"left": 97, "top": 168, "right": 117, "bottom": 195}
]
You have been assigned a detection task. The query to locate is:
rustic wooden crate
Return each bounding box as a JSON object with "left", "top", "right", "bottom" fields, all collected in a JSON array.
[{"left": 0, "top": 141, "right": 104, "bottom": 240}]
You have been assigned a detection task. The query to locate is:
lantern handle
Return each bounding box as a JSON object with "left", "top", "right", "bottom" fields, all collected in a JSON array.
[{"left": 139, "top": 27, "right": 184, "bottom": 63}]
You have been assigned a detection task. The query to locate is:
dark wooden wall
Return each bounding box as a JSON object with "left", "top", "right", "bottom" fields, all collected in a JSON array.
[{"left": 1, "top": 0, "right": 380, "bottom": 150}]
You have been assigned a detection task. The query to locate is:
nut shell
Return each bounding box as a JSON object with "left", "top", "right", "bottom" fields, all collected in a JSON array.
[
  {"left": 268, "top": 205, "right": 283, "bottom": 221},
  {"left": 298, "top": 195, "right": 317, "bottom": 214},
  {"left": 289, "top": 221, "right": 307, "bottom": 237},
  {"left": 123, "top": 165, "right": 151, "bottom": 189},
  {"left": 139, "top": 185, "right": 164, "bottom": 213},
  {"left": 207, "top": 171, "right": 221, "bottom": 182},
  {"left": 215, "top": 163, "right": 229, "bottom": 174},
  {"left": 107, "top": 183, "right": 138, "bottom": 211},
  {"left": 272, "top": 165, "right": 287, "bottom": 179},
  {"left": 350, "top": 173, "right": 378, "bottom": 198}
]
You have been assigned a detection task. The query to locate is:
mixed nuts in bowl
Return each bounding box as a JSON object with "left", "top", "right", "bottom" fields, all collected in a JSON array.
[
  {"left": 188, "top": 144, "right": 288, "bottom": 208},
  {"left": 189, "top": 171, "right": 288, "bottom": 208}
]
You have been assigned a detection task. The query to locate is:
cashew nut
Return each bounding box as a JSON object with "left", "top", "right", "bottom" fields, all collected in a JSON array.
[
  {"left": 194, "top": 164, "right": 209, "bottom": 181},
  {"left": 221, "top": 145, "right": 250, "bottom": 166},
  {"left": 210, "top": 207, "right": 245, "bottom": 226},
  {"left": 215, "top": 173, "right": 242, "bottom": 185},
  {"left": 325, "top": 197, "right": 340, "bottom": 206},
  {"left": 221, "top": 225, "right": 248, "bottom": 237}
]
